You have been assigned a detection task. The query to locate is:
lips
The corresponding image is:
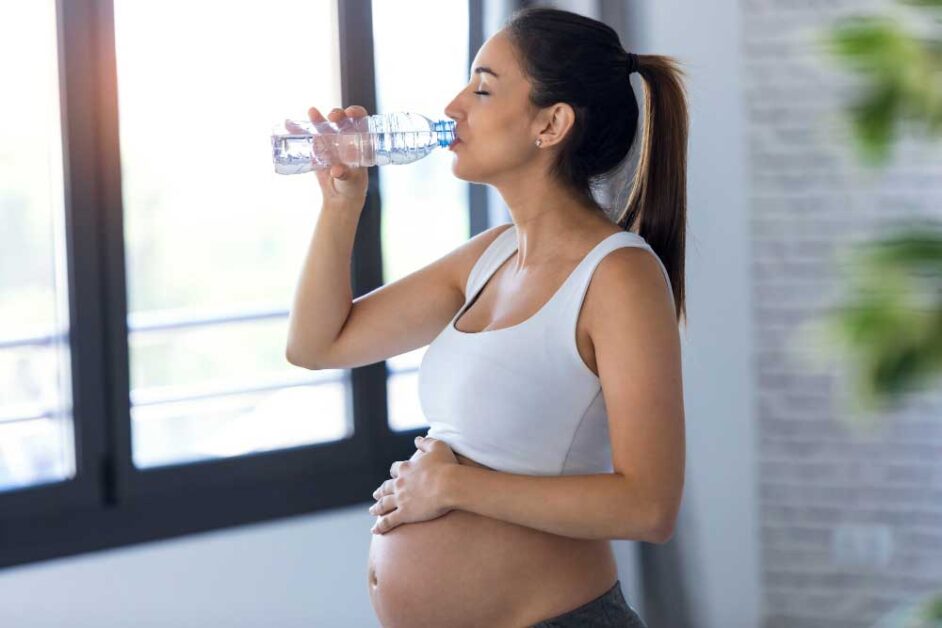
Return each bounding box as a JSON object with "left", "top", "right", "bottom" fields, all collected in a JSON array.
[{"left": 449, "top": 138, "right": 462, "bottom": 149}]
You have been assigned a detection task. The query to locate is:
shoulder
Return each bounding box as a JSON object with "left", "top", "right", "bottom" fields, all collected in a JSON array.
[{"left": 583, "top": 244, "right": 676, "bottom": 341}]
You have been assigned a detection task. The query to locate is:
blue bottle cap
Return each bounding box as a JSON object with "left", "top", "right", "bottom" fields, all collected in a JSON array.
[{"left": 433, "top": 120, "right": 457, "bottom": 148}]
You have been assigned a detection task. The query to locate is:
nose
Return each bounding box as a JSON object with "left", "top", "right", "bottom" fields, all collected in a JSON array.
[{"left": 444, "top": 94, "right": 463, "bottom": 124}]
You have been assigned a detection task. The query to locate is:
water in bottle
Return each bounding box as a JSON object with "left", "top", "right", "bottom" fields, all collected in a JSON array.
[{"left": 271, "top": 112, "right": 457, "bottom": 175}]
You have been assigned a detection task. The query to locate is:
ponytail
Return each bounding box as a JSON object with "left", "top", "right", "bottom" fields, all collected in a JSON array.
[{"left": 616, "top": 55, "right": 689, "bottom": 328}]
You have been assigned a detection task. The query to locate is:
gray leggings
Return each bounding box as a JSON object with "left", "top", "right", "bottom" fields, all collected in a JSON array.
[{"left": 529, "top": 580, "right": 647, "bottom": 627}]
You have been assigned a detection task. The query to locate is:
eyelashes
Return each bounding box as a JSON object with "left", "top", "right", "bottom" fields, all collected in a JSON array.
[{"left": 473, "top": 91, "right": 490, "bottom": 96}]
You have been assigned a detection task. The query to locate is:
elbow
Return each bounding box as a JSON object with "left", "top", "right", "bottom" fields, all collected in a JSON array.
[
  {"left": 614, "top": 507, "right": 675, "bottom": 544},
  {"left": 285, "top": 346, "right": 321, "bottom": 370},
  {"left": 647, "top": 511, "right": 677, "bottom": 545},
  {"left": 649, "top": 521, "right": 675, "bottom": 545}
]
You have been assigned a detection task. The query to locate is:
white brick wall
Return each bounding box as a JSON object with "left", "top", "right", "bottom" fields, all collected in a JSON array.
[{"left": 745, "top": 0, "right": 942, "bottom": 625}]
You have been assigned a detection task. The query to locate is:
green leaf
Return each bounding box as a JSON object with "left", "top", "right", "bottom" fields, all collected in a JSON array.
[{"left": 900, "top": 0, "right": 942, "bottom": 8}]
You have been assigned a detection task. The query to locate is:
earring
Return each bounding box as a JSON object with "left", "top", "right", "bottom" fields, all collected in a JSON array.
[{"left": 535, "top": 138, "right": 543, "bottom": 147}]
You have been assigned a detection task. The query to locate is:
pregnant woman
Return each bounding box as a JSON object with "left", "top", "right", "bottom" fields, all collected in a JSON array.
[{"left": 286, "top": 7, "right": 688, "bottom": 627}]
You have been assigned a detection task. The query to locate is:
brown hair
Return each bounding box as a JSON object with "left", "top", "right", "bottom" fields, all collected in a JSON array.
[{"left": 505, "top": 7, "right": 689, "bottom": 327}]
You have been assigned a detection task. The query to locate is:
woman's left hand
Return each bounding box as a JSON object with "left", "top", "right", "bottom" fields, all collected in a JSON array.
[{"left": 369, "top": 436, "right": 459, "bottom": 534}]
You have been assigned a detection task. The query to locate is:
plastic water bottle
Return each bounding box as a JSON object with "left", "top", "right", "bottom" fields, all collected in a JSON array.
[{"left": 271, "top": 112, "right": 457, "bottom": 175}]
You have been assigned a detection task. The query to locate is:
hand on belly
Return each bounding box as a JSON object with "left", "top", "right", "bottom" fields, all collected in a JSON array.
[
  {"left": 366, "top": 452, "right": 617, "bottom": 627},
  {"left": 370, "top": 438, "right": 468, "bottom": 535}
]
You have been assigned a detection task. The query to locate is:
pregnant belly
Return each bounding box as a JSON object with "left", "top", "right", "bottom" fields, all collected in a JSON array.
[{"left": 367, "top": 454, "right": 618, "bottom": 628}]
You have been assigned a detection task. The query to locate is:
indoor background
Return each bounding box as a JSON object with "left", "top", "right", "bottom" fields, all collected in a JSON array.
[{"left": 1, "top": 0, "right": 940, "bottom": 626}]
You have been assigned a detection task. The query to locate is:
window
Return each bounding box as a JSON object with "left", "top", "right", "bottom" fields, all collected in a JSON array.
[
  {"left": 0, "top": 0, "right": 74, "bottom": 493},
  {"left": 0, "top": 0, "right": 484, "bottom": 570},
  {"left": 112, "top": 0, "right": 347, "bottom": 469},
  {"left": 371, "top": 0, "right": 484, "bottom": 433}
]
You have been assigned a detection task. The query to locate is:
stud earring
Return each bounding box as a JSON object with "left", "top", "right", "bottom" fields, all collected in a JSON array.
[{"left": 535, "top": 138, "right": 543, "bottom": 147}]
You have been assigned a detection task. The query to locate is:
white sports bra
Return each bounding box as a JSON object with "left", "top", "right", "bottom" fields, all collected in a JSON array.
[{"left": 418, "top": 224, "right": 673, "bottom": 476}]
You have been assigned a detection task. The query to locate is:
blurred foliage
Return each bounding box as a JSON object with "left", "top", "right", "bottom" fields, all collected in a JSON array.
[
  {"left": 812, "top": 0, "right": 942, "bottom": 420},
  {"left": 811, "top": 2, "right": 942, "bottom": 625},
  {"left": 818, "top": 0, "right": 942, "bottom": 167},
  {"left": 798, "top": 220, "right": 942, "bottom": 428}
]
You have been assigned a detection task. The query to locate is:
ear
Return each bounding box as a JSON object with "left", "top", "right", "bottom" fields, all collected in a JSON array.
[{"left": 535, "top": 102, "right": 577, "bottom": 148}]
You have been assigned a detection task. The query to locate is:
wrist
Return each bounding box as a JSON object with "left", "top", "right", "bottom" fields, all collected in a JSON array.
[
  {"left": 439, "top": 463, "right": 465, "bottom": 512},
  {"left": 321, "top": 198, "right": 365, "bottom": 214}
]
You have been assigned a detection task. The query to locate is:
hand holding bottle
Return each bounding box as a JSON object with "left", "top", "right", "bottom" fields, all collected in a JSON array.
[
  {"left": 288, "top": 105, "right": 370, "bottom": 208},
  {"left": 273, "top": 110, "right": 456, "bottom": 184}
]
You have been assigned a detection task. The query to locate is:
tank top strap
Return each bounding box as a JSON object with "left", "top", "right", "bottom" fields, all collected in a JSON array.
[
  {"left": 463, "top": 225, "right": 518, "bottom": 300},
  {"left": 552, "top": 231, "right": 675, "bottom": 332}
]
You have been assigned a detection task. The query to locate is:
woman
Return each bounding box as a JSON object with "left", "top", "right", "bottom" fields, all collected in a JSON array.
[{"left": 286, "top": 7, "right": 688, "bottom": 627}]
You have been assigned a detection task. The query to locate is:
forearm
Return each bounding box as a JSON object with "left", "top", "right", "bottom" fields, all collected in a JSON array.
[
  {"left": 286, "top": 203, "right": 362, "bottom": 365},
  {"left": 441, "top": 464, "right": 666, "bottom": 542}
]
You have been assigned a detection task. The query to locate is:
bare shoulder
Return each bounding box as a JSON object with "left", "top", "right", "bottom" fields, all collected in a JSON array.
[
  {"left": 449, "top": 222, "right": 514, "bottom": 296},
  {"left": 583, "top": 245, "right": 676, "bottom": 340}
]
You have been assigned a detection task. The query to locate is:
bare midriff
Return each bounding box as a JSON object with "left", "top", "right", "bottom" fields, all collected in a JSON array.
[{"left": 367, "top": 452, "right": 619, "bottom": 628}]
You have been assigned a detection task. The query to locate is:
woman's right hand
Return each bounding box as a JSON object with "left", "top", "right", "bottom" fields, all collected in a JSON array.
[{"left": 301, "top": 105, "right": 371, "bottom": 208}]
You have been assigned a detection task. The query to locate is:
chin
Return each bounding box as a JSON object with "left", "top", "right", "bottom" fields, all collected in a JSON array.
[
  {"left": 453, "top": 172, "right": 491, "bottom": 185},
  {"left": 450, "top": 159, "right": 495, "bottom": 186},
  {"left": 450, "top": 162, "right": 479, "bottom": 185}
]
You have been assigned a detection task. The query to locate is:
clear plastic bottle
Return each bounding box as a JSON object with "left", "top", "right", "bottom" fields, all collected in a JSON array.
[{"left": 271, "top": 112, "right": 457, "bottom": 175}]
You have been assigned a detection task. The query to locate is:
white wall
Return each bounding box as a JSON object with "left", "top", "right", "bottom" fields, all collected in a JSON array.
[
  {"left": 0, "top": 505, "right": 380, "bottom": 627},
  {"left": 633, "top": 0, "right": 762, "bottom": 626}
]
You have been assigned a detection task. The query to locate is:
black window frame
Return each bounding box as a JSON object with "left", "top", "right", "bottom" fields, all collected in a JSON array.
[{"left": 0, "top": 0, "right": 486, "bottom": 571}]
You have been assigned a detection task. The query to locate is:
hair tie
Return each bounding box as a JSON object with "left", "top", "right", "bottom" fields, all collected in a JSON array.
[{"left": 625, "top": 52, "right": 640, "bottom": 76}]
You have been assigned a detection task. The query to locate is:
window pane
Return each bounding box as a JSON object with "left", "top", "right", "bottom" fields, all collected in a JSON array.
[
  {"left": 372, "top": 0, "right": 470, "bottom": 433},
  {"left": 0, "top": 1, "right": 76, "bottom": 492},
  {"left": 113, "top": 0, "right": 346, "bottom": 468}
]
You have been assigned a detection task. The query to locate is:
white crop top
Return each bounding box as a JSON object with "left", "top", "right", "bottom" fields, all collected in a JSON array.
[{"left": 418, "top": 224, "right": 674, "bottom": 476}]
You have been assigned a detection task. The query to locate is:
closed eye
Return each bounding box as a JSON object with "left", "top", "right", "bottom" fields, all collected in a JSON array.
[{"left": 473, "top": 91, "right": 490, "bottom": 96}]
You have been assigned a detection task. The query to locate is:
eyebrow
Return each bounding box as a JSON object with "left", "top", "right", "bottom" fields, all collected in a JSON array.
[{"left": 471, "top": 66, "right": 500, "bottom": 79}]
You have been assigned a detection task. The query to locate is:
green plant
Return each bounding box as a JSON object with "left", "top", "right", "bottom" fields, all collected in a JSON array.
[
  {"left": 792, "top": 2, "right": 942, "bottom": 625},
  {"left": 796, "top": 221, "right": 942, "bottom": 430},
  {"left": 817, "top": 0, "right": 942, "bottom": 167}
]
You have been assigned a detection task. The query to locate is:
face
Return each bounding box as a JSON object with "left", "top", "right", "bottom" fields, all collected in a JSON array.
[{"left": 443, "top": 30, "right": 575, "bottom": 185}]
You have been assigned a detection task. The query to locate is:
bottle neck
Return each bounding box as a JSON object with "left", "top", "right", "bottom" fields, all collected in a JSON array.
[{"left": 432, "top": 120, "right": 456, "bottom": 148}]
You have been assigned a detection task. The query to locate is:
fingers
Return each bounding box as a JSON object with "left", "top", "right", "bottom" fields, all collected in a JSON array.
[
  {"left": 345, "top": 105, "right": 369, "bottom": 118},
  {"left": 307, "top": 106, "right": 327, "bottom": 123},
  {"left": 369, "top": 494, "right": 394, "bottom": 516},
  {"left": 284, "top": 119, "right": 306, "bottom": 134},
  {"left": 308, "top": 105, "right": 369, "bottom": 124},
  {"left": 318, "top": 108, "right": 348, "bottom": 178},
  {"left": 372, "top": 511, "right": 398, "bottom": 535},
  {"left": 307, "top": 104, "right": 369, "bottom": 177},
  {"left": 372, "top": 479, "right": 391, "bottom": 500},
  {"left": 389, "top": 460, "right": 408, "bottom": 477},
  {"left": 370, "top": 490, "right": 396, "bottom": 534}
]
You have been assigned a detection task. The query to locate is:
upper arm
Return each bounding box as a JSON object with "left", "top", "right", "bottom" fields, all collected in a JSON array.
[
  {"left": 585, "top": 247, "right": 685, "bottom": 540},
  {"left": 305, "top": 223, "right": 514, "bottom": 370}
]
